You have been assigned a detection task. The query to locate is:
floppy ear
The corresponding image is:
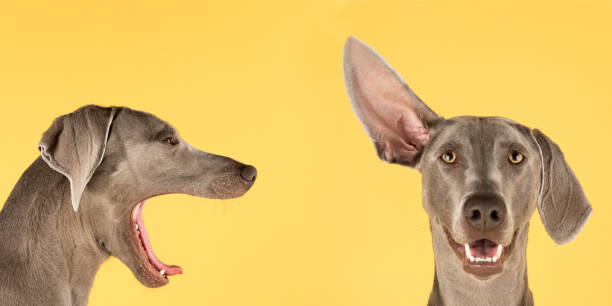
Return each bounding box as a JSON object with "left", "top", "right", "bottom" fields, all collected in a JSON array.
[
  {"left": 343, "top": 36, "right": 440, "bottom": 167},
  {"left": 532, "top": 129, "right": 592, "bottom": 245},
  {"left": 38, "top": 105, "right": 116, "bottom": 212}
]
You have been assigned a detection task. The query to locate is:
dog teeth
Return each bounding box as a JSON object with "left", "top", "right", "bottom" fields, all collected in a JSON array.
[
  {"left": 135, "top": 225, "right": 139, "bottom": 230},
  {"left": 465, "top": 243, "right": 503, "bottom": 263},
  {"left": 160, "top": 270, "right": 165, "bottom": 276},
  {"left": 464, "top": 244, "right": 476, "bottom": 262}
]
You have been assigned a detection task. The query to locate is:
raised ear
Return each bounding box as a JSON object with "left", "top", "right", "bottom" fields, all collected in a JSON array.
[
  {"left": 38, "top": 105, "right": 116, "bottom": 212},
  {"left": 532, "top": 129, "right": 592, "bottom": 245},
  {"left": 343, "top": 36, "right": 440, "bottom": 167}
]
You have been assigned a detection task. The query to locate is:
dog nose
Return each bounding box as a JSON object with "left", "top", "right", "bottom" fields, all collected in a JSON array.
[
  {"left": 463, "top": 194, "right": 506, "bottom": 231},
  {"left": 240, "top": 165, "right": 257, "bottom": 182}
]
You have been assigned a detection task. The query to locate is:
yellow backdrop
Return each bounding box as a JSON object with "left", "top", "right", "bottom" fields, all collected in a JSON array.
[{"left": 0, "top": 1, "right": 610, "bottom": 305}]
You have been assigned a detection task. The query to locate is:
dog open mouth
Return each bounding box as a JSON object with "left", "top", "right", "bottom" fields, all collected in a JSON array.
[
  {"left": 444, "top": 228, "right": 517, "bottom": 278},
  {"left": 129, "top": 200, "right": 182, "bottom": 286}
]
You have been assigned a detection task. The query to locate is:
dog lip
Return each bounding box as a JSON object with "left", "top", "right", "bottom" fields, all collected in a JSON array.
[
  {"left": 129, "top": 200, "right": 183, "bottom": 287},
  {"left": 208, "top": 174, "right": 256, "bottom": 199},
  {"left": 443, "top": 227, "right": 517, "bottom": 278},
  {"left": 465, "top": 239, "right": 502, "bottom": 263}
]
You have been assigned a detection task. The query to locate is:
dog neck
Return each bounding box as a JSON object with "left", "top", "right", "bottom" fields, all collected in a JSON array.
[
  {"left": 428, "top": 222, "right": 533, "bottom": 306},
  {"left": 0, "top": 157, "right": 109, "bottom": 306}
]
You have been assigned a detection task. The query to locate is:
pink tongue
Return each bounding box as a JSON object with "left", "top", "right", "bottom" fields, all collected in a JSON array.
[
  {"left": 469, "top": 239, "right": 498, "bottom": 258},
  {"left": 133, "top": 201, "right": 183, "bottom": 276}
]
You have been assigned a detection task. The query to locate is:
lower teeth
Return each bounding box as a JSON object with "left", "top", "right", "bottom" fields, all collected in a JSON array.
[{"left": 465, "top": 243, "right": 503, "bottom": 263}]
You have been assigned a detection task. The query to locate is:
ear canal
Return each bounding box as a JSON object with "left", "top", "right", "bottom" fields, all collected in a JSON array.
[
  {"left": 342, "top": 36, "right": 440, "bottom": 167},
  {"left": 38, "top": 105, "right": 116, "bottom": 212},
  {"left": 532, "top": 129, "right": 592, "bottom": 245}
]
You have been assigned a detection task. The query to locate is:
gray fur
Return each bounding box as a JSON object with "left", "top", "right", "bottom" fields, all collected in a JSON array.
[
  {"left": 0, "top": 105, "right": 256, "bottom": 305},
  {"left": 343, "top": 37, "right": 591, "bottom": 306}
]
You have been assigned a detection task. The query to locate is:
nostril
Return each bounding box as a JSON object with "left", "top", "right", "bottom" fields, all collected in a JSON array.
[
  {"left": 240, "top": 165, "right": 257, "bottom": 182},
  {"left": 491, "top": 210, "right": 499, "bottom": 222},
  {"left": 470, "top": 209, "right": 481, "bottom": 221}
]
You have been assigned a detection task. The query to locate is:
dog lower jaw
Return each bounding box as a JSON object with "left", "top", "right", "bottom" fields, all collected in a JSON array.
[
  {"left": 129, "top": 200, "right": 183, "bottom": 288},
  {"left": 123, "top": 179, "right": 255, "bottom": 288},
  {"left": 443, "top": 228, "right": 517, "bottom": 280}
]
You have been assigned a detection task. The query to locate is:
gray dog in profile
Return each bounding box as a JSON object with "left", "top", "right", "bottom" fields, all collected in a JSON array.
[
  {"left": 0, "top": 105, "right": 257, "bottom": 305},
  {"left": 343, "top": 37, "right": 592, "bottom": 305}
]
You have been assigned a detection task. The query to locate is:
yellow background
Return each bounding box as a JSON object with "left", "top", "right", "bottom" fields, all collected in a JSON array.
[{"left": 0, "top": 0, "right": 610, "bottom": 305}]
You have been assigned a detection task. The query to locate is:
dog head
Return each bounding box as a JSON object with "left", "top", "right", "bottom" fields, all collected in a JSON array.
[
  {"left": 38, "top": 105, "right": 257, "bottom": 287},
  {"left": 343, "top": 37, "right": 591, "bottom": 279}
]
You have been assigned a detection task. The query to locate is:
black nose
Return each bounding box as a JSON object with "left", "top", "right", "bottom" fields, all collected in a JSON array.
[
  {"left": 463, "top": 194, "right": 506, "bottom": 231},
  {"left": 240, "top": 165, "right": 257, "bottom": 182}
]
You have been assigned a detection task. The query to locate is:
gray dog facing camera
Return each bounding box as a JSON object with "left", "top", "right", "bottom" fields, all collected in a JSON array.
[{"left": 343, "top": 37, "right": 591, "bottom": 306}]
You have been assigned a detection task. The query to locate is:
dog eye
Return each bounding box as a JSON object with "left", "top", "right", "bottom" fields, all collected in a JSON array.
[
  {"left": 441, "top": 151, "right": 456, "bottom": 164},
  {"left": 509, "top": 151, "right": 524, "bottom": 164},
  {"left": 162, "top": 136, "right": 179, "bottom": 146}
]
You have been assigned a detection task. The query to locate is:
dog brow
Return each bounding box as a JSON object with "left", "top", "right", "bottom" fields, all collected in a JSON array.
[{"left": 154, "top": 125, "right": 177, "bottom": 139}]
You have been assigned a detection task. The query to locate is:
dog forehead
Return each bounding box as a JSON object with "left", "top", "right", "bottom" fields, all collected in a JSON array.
[
  {"left": 430, "top": 116, "right": 533, "bottom": 150},
  {"left": 113, "top": 107, "right": 175, "bottom": 137}
]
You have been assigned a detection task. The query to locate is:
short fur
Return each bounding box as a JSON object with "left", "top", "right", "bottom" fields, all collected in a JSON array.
[
  {"left": 342, "top": 37, "right": 591, "bottom": 306},
  {"left": 0, "top": 105, "right": 256, "bottom": 305}
]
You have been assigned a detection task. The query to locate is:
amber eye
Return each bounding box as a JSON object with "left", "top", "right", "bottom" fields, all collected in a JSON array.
[
  {"left": 441, "top": 151, "right": 456, "bottom": 164},
  {"left": 509, "top": 151, "right": 524, "bottom": 164},
  {"left": 162, "top": 136, "right": 179, "bottom": 146}
]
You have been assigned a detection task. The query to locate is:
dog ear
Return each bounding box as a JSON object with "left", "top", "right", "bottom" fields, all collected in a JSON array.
[
  {"left": 343, "top": 37, "right": 440, "bottom": 167},
  {"left": 532, "top": 129, "right": 592, "bottom": 245},
  {"left": 38, "top": 105, "right": 116, "bottom": 212}
]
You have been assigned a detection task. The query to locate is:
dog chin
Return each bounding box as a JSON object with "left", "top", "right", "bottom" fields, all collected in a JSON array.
[{"left": 443, "top": 228, "right": 517, "bottom": 279}]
